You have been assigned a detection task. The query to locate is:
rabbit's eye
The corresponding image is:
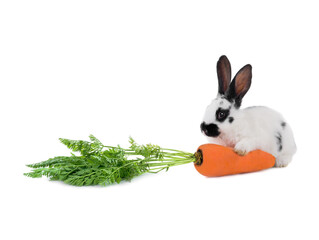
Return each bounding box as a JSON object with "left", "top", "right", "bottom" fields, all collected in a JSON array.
[
  {"left": 216, "top": 108, "right": 230, "bottom": 122},
  {"left": 218, "top": 112, "right": 225, "bottom": 119}
]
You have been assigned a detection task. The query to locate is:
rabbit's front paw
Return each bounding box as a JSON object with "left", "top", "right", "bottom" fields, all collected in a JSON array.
[
  {"left": 234, "top": 140, "right": 253, "bottom": 156},
  {"left": 234, "top": 149, "right": 247, "bottom": 156}
]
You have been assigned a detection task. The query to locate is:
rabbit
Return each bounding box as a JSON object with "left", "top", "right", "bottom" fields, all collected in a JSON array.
[{"left": 200, "top": 55, "right": 296, "bottom": 167}]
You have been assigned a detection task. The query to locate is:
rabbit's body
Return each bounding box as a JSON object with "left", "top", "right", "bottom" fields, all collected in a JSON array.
[
  {"left": 210, "top": 105, "right": 296, "bottom": 167},
  {"left": 201, "top": 56, "right": 296, "bottom": 167}
]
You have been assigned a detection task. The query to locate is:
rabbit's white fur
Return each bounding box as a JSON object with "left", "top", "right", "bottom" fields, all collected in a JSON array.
[{"left": 201, "top": 56, "right": 296, "bottom": 167}]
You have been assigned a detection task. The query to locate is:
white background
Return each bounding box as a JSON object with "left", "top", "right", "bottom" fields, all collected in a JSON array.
[{"left": 1, "top": 1, "right": 318, "bottom": 239}]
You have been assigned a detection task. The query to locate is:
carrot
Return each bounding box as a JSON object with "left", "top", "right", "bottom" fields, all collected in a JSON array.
[
  {"left": 194, "top": 144, "right": 275, "bottom": 177},
  {"left": 25, "top": 136, "right": 276, "bottom": 186}
]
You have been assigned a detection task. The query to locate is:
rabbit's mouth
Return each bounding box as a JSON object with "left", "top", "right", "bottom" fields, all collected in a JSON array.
[{"left": 200, "top": 122, "right": 220, "bottom": 137}]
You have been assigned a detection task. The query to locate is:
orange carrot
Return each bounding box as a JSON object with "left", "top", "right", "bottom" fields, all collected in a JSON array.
[
  {"left": 25, "top": 136, "right": 277, "bottom": 186},
  {"left": 194, "top": 144, "right": 275, "bottom": 177}
]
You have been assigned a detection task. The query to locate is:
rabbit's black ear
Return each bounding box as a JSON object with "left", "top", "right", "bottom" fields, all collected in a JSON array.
[
  {"left": 226, "top": 64, "right": 252, "bottom": 108},
  {"left": 217, "top": 55, "right": 231, "bottom": 95}
]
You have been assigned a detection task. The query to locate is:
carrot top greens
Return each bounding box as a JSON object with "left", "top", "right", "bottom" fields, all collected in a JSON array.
[{"left": 24, "top": 135, "right": 196, "bottom": 186}]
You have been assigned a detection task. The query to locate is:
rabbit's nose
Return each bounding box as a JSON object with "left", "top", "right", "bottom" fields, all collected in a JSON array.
[
  {"left": 200, "top": 122, "right": 207, "bottom": 134},
  {"left": 200, "top": 122, "right": 220, "bottom": 137},
  {"left": 200, "top": 122, "right": 210, "bottom": 135}
]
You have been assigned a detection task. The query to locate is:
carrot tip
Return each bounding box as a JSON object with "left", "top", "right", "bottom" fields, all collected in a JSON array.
[{"left": 194, "top": 150, "right": 203, "bottom": 166}]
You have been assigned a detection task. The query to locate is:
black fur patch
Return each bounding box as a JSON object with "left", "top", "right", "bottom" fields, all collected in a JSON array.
[
  {"left": 228, "top": 117, "right": 234, "bottom": 123},
  {"left": 225, "top": 87, "right": 241, "bottom": 108},
  {"left": 216, "top": 108, "right": 230, "bottom": 122},
  {"left": 281, "top": 122, "right": 286, "bottom": 129},
  {"left": 276, "top": 132, "right": 283, "bottom": 152},
  {"left": 200, "top": 122, "right": 220, "bottom": 137}
]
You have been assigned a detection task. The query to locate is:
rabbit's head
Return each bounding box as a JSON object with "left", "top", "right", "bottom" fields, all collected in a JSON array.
[{"left": 200, "top": 55, "right": 252, "bottom": 138}]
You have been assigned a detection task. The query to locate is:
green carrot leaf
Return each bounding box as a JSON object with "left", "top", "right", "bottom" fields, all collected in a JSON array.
[{"left": 24, "top": 135, "right": 195, "bottom": 187}]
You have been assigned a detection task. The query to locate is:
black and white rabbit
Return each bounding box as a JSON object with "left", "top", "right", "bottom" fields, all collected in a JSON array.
[{"left": 200, "top": 55, "right": 296, "bottom": 167}]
